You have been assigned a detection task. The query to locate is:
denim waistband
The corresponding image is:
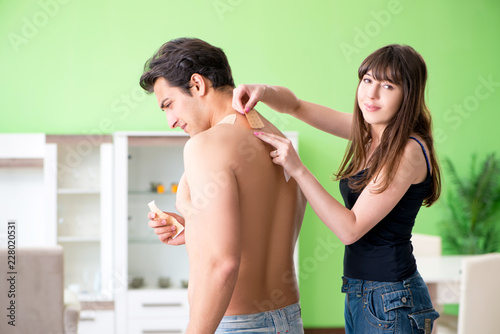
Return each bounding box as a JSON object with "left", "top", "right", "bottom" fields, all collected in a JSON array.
[
  {"left": 341, "top": 270, "right": 422, "bottom": 294},
  {"left": 218, "top": 302, "right": 302, "bottom": 330}
]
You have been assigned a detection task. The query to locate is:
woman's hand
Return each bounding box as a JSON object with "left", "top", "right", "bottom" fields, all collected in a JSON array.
[
  {"left": 147, "top": 211, "right": 186, "bottom": 246},
  {"left": 232, "top": 84, "right": 268, "bottom": 114},
  {"left": 254, "top": 131, "right": 305, "bottom": 179}
]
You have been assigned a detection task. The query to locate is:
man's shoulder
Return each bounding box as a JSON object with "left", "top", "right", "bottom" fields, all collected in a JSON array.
[
  {"left": 187, "top": 124, "right": 247, "bottom": 152},
  {"left": 184, "top": 124, "right": 250, "bottom": 166}
]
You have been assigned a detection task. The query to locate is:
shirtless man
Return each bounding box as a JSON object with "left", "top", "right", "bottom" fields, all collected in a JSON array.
[{"left": 140, "top": 38, "right": 306, "bottom": 333}]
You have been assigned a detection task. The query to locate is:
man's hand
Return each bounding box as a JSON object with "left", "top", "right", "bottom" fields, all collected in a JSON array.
[{"left": 147, "top": 211, "right": 186, "bottom": 245}]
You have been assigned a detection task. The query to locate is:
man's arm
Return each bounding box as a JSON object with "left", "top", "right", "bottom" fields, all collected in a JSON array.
[{"left": 183, "top": 134, "right": 241, "bottom": 333}]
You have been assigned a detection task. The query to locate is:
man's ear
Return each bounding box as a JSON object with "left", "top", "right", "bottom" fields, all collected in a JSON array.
[{"left": 190, "top": 73, "right": 207, "bottom": 96}]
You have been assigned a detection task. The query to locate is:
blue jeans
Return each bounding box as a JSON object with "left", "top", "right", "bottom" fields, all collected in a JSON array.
[
  {"left": 342, "top": 271, "right": 439, "bottom": 333},
  {"left": 215, "top": 302, "right": 304, "bottom": 333}
]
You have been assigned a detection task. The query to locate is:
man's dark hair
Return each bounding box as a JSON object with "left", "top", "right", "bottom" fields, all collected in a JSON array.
[{"left": 140, "top": 37, "right": 235, "bottom": 95}]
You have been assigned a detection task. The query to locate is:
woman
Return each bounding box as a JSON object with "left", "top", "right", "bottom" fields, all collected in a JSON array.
[{"left": 233, "top": 44, "right": 441, "bottom": 333}]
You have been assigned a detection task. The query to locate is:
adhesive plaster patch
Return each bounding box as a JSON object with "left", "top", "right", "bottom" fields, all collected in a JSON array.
[
  {"left": 245, "top": 109, "right": 265, "bottom": 129},
  {"left": 217, "top": 114, "right": 237, "bottom": 125}
]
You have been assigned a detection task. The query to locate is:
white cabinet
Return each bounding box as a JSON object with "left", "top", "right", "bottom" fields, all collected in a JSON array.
[
  {"left": 46, "top": 135, "right": 114, "bottom": 301},
  {"left": 0, "top": 134, "right": 53, "bottom": 247},
  {"left": 113, "top": 132, "right": 190, "bottom": 334},
  {"left": 78, "top": 310, "right": 115, "bottom": 333},
  {"left": 127, "top": 289, "right": 189, "bottom": 334}
]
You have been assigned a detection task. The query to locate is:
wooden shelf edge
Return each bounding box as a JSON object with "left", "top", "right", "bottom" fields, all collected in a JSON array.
[
  {"left": 58, "top": 237, "right": 101, "bottom": 242},
  {"left": 128, "top": 136, "right": 189, "bottom": 147},
  {"left": 80, "top": 300, "right": 115, "bottom": 310},
  {"left": 58, "top": 188, "right": 100, "bottom": 194},
  {"left": 46, "top": 135, "right": 112, "bottom": 144},
  {"left": 0, "top": 158, "right": 43, "bottom": 168}
]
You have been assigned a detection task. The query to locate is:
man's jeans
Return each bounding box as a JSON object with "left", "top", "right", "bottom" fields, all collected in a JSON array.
[{"left": 215, "top": 302, "right": 303, "bottom": 333}]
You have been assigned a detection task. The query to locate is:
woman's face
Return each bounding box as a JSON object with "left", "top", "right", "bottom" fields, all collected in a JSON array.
[{"left": 357, "top": 71, "right": 403, "bottom": 128}]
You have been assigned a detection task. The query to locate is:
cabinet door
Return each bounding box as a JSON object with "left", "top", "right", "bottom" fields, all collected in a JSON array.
[
  {"left": 78, "top": 310, "right": 115, "bottom": 334},
  {"left": 48, "top": 136, "right": 113, "bottom": 301},
  {"left": 128, "top": 289, "right": 189, "bottom": 317},
  {"left": 128, "top": 318, "right": 188, "bottom": 334},
  {"left": 0, "top": 133, "right": 51, "bottom": 247}
]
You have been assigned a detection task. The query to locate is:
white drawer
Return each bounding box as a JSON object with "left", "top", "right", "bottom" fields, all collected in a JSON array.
[
  {"left": 128, "top": 289, "right": 189, "bottom": 317},
  {"left": 128, "top": 318, "right": 189, "bottom": 334},
  {"left": 78, "top": 310, "right": 115, "bottom": 334}
]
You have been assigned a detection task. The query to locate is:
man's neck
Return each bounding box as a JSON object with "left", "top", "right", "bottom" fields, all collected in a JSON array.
[{"left": 206, "top": 90, "right": 236, "bottom": 128}]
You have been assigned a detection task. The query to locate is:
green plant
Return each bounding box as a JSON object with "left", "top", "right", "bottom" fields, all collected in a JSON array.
[{"left": 440, "top": 153, "right": 500, "bottom": 254}]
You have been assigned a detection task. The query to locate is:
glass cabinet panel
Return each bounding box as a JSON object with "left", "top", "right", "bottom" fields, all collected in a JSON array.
[{"left": 127, "top": 143, "right": 189, "bottom": 288}]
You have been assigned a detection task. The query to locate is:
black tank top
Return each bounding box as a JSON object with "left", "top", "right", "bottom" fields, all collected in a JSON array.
[{"left": 339, "top": 137, "right": 431, "bottom": 282}]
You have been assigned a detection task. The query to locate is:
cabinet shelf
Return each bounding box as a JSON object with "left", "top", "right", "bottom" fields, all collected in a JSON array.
[
  {"left": 129, "top": 191, "right": 176, "bottom": 196},
  {"left": 77, "top": 292, "right": 114, "bottom": 302},
  {"left": 128, "top": 287, "right": 188, "bottom": 292},
  {"left": 58, "top": 236, "right": 101, "bottom": 243},
  {"left": 128, "top": 238, "right": 162, "bottom": 244},
  {"left": 0, "top": 158, "right": 44, "bottom": 168},
  {"left": 58, "top": 188, "right": 100, "bottom": 194}
]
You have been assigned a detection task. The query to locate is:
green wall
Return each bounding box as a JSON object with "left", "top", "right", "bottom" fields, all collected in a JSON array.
[{"left": 1, "top": 0, "right": 499, "bottom": 328}]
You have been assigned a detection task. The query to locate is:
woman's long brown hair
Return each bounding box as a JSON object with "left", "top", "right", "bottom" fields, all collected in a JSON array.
[{"left": 335, "top": 45, "right": 441, "bottom": 207}]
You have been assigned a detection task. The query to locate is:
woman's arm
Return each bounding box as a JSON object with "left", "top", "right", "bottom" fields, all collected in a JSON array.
[
  {"left": 255, "top": 132, "right": 427, "bottom": 244},
  {"left": 233, "top": 84, "right": 353, "bottom": 139}
]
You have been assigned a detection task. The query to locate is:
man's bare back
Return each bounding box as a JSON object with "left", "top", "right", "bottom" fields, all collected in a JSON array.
[{"left": 175, "top": 111, "right": 306, "bottom": 316}]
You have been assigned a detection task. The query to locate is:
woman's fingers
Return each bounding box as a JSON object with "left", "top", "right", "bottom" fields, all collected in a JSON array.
[
  {"left": 254, "top": 132, "right": 290, "bottom": 162},
  {"left": 254, "top": 131, "right": 302, "bottom": 179},
  {"left": 244, "top": 91, "right": 261, "bottom": 113},
  {"left": 233, "top": 84, "right": 266, "bottom": 114},
  {"left": 232, "top": 85, "right": 249, "bottom": 114},
  {"left": 253, "top": 131, "right": 289, "bottom": 148}
]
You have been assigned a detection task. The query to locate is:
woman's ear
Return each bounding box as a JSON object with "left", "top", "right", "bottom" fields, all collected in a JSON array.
[{"left": 190, "top": 73, "right": 207, "bottom": 96}]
